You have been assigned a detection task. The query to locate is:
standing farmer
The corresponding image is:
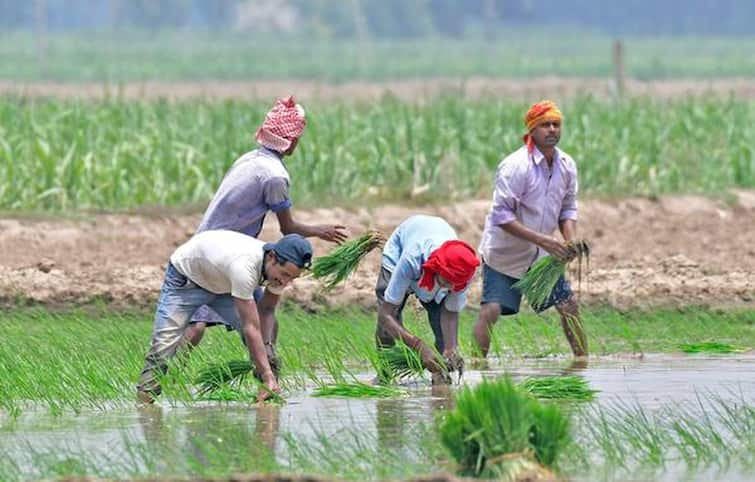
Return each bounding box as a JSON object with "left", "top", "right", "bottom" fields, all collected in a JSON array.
[
  {"left": 472, "top": 100, "right": 588, "bottom": 357},
  {"left": 183, "top": 96, "right": 347, "bottom": 364},
  {"left": 376, "top": 215, "right": 480, "bottom": 383},
  {"left": 136, "top": 231, "right": 313, "bottom": 404}
]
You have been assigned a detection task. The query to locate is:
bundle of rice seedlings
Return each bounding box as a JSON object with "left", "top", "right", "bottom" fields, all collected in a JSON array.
[
  {"left": 195, "top": 359, "right": 252, "bottom": 394},
  {"left": 438, "top": 377, "right": 571, "bottom": 478},
  {"left": 312, "top": 382, "right": 404, "bottom": 398},
  {"left": 312, "top": 230, "right": 386, "bottom": 290},
  {"left": 374, "top": 344, "right": 430, "bottom": 383},
  {"left": 518, "top": 375, "right": 598, "bottom": 402},
  {"left": 679, "top": 341, "right": 745, "bottom": 354},
  {"left": 513, "top": 239, "right": 590, "bottom": 310}
]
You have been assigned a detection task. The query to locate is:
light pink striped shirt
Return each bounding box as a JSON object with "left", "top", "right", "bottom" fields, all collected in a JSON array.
[{"left": 479, "top": 145, "right": 579, "bottom": 278}]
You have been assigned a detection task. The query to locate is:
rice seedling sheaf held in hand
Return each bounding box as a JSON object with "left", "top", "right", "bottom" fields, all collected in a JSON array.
[
  {"left": 374, "top": 344, "right": 429, "bottom": 384},
  {"left": 513, "top": 240, "right": 591, "bottom": 311},
  {"left": 312, "top": 382, "right": 404, "bottom": 398},
  {"left": 312, "top": 230, "right": 386, "bottom": 290},
  {"left": 678, "top": 341, "right": 746, "bottom": 354},
  {"left": 438, "top": 377, "right": 571, "bottom": 479},
  {"left": 194, "top": 359, "right": 253, "bottom": 395},
  {"left": 518, "top": 376, "right": 599, "bottom": 402}
]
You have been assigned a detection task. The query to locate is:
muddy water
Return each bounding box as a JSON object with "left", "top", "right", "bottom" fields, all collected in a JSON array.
[{"left": 1, "top": 354, "right": 754, "bottom": 481}]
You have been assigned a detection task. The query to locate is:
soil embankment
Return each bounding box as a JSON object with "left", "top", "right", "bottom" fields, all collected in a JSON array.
[{"left": 1, "top": 192, "right": 753, "bottom": 312}]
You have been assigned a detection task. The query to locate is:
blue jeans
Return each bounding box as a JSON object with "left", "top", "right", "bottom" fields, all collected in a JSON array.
[{"left": 137, "top": 263, "right": 245, "bottom": 395}]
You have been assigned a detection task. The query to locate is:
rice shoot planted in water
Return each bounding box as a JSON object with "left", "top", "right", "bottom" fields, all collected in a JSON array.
[{"left": 312, "top": 230, "right": 386, "bottom": 290}]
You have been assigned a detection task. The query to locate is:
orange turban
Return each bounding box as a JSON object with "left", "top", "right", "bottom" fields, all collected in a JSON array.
[
  {"left": 522, "top": 100, "right": 563, "bottom": 152},
  {"left": 418, "top": 240, "right": 480, "bottom": 292},
  {"left": 256, "top": 96, "right": 307, "bottom": 152}
]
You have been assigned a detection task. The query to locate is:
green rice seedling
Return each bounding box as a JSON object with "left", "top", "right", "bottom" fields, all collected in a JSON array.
[
  {"left": 518, "top": 376, "right": 599, "bottom": 402},
  {"left": 311, "top": 230, "right": 386, "bottom": 290},
  {"left": 513, "top": 240, "right": 590, "bottom": 310},
  {"left": 678, "top": 341, "right": 745, "bottom": 354},
  {"left": 194, "top": 359, "right": 252, "bottom": 395},
  {"left": 438, "top": 377, "right": 571, "bottom": 478},
  {"left": 374, "top": 344, "right": 428, "bottom": 383},
  {"left": 312, "top": 382, "right": 404, "bottom": 398}
]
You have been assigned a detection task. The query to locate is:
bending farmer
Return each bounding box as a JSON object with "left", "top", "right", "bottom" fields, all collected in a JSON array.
[
  {"left": 376, "top": 215, "right": 480, "bottom": 384},
  {"left": 136, "top": 231, "right": 313, "bottom": 403}
]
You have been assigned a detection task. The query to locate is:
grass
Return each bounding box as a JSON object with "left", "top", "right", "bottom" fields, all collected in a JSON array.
[
  {"left": 518, "top": 376, "right": 599, "bottom": 402},
  {"left": 2, "top": 30, "right": 755, "bottom": 81},
  {"left": 0, "top": 96, "right": 753, "bottom": 211},
  {"left": 0, "top": 305, "right": 753, "bottom": 415},
  {"left": 438, "top": 377, "right": 571, "bottom": 477},
  {"left": 678, "top": 341, "right": 747, "bottom": 354}
]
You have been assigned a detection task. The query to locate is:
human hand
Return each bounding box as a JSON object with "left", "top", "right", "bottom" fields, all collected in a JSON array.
[
  {"left": 257, "top": 374, "right": 281, "bottom": 403},
  {"left": 417, "top": 341, "right": 444, "bottom": 373},
  {"left": 539, "top": 236, "right": 572, "bottom": 262},
  {"left": 443, "top": 349, "right": 465, "bottom": 374},
  {"left": 317, "top": 224, "right": 348, "bottom": 244}
]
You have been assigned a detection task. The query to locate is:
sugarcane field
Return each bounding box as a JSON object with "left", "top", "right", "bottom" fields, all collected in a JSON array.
[{"left": 1, "top": 2, "right": 755, "bottom": 482}]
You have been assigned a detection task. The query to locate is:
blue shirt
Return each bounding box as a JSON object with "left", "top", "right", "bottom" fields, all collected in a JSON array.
[
  {"left": 382, "top": 215, "right": 466, "bottom": 312},
  {"left": 197, "top": 147, "right": 292, "bottom": 237}
]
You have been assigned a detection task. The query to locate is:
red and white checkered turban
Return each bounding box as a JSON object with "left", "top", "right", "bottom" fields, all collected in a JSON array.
[{"left": 255, "top": 96, "right": 307, "bottom": 152}]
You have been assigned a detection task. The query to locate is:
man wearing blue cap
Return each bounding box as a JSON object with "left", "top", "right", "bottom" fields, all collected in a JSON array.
[{"left": 136, "top": 230, "right": 313, "bottom": 404}]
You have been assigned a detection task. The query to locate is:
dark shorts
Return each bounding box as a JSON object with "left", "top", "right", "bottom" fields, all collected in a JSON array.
[
  {"left": 481, "top": 263, "right": 573, "bottom": 315},
  {"left": 374, "top": 267, "right": 446, "bottom": 353}
]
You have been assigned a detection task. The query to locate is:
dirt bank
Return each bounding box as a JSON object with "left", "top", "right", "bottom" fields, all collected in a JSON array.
[
  {"left": 2, "top": 78, "right": 755, "bottom": 102},
  {"left": 1, "top": 192, "right": 753, "bottom": 312}
]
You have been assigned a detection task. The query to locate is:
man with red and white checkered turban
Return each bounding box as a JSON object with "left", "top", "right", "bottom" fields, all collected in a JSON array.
[
  {"left": 255, "top": 96, "right": 307, "bottom": 154},
  {"left": 181, "top": 96, "right": 347, "bottom": 371}
]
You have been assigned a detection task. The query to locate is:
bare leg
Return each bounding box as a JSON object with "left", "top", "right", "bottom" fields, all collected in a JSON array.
[
  {"left": 556, "top": 296, "right": 588, "bottom": 357},
  {"left": 472, "top": 302, "right": 501, "bottom": 357}
]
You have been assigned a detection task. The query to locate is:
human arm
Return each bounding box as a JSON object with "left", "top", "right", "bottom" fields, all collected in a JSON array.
[
  {"left": 274, "top": 208, "right": 347, "bottom": 243},
  {"left": 439, "top": 305, "right": 459, "bottom": 356},
  {"left": 233, "top": 297, "right": 280, "bottom": 401}
]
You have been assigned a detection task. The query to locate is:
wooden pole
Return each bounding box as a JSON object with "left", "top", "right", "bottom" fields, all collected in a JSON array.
[{"left": 612, "top": 39, "right": 626, "bottom": 98}]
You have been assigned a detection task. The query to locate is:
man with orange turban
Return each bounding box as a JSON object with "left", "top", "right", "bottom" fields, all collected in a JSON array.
[
  {"left": 376, "top": 215, "right": 480, "bottom": 384},
  {"left": 181, "top": 96, "right": 347, "bottom": 377},
  {"left": 473, "top": 100, "right": 588, "bottom": 357}
]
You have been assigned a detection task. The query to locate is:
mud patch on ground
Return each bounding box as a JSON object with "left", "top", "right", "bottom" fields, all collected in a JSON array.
[{"left": 0, "top": 192, "right": 753, "bottom": 312}]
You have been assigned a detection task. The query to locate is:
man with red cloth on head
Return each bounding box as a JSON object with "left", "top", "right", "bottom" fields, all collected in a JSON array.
[
  {"left": 181, "top": 96, "right": 347, "bottom": 375},
  {"left": 376, "top": 215, "right": 480, "bottom": 384},
  {"left": 473, "top": 100, "right": 588, "bottom": 358}
]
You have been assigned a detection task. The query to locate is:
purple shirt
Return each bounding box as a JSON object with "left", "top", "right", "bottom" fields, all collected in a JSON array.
[
  {"left": 197, "top": 147, "right": 291, "bottom": 237},
  {"left": 479, "top": 145, "right": 578, "bottom": 278}
]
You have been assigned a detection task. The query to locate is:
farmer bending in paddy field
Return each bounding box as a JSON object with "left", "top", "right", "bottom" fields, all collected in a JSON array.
[
  {"left": 136, "top": 230, "right": 313, "bottom": 404},
  {"left": 182, "top": 96, "right": 347, "bottom": 375},
  {"left": 472, "top": 100, "right": 588, "bottom": 358},
  {"left": 376, "top": 215, "right": 480, "bottom": 384}
]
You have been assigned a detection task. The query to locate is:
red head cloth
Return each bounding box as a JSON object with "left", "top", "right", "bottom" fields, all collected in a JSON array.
[
  {"left": 522, "top": 99, "right": 563, "bottom": 153},
  {"left": 255, "top": 96, "right": 307, "bottom": 152},
  {"left": 418, "top": 240, "right": 480, "bottom": 292}
]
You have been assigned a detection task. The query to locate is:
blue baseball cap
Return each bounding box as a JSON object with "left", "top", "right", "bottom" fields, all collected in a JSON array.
[{"left": 263, "top": 234, "right": 313, "bottom": 269}]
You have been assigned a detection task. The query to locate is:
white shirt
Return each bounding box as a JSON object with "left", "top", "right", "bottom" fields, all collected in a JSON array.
[{"left": 170, "top": 230, "right": 281, "bottom": 299}]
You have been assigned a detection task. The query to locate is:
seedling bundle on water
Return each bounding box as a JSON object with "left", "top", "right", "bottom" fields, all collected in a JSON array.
[
  {"left": 679, "top": 341, "right": 745, "bottom": 354},
  {"left": 518, "top": 375, "right": 599, "bottom": 402},
  {"left": 513, "top": 239, "right": 591, "bottom": 310},
  {"left": 312, "top": 230, "right": 386, "bottom": 289},
  {"left": 439, "top": 377, "right": 571, "bottom": 479},
  {"left": 313, "top": 382, "right": 404, "bottom": 398}
]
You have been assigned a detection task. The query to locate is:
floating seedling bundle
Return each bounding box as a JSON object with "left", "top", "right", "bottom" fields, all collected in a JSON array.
[
  {"left": 438, "top": 377, "right": 571, "bottom": 478},
  {"left": 518, "top": 375, "right": 598, "bottom": 402},
  {"left": 312, "top": 230, "right": 386, "bottom": 289},
  {"left": 513, "top": 239, "right": 591, "bottom": 310},
  {"left": 313, "top": 381, "right": 404, "bottom": 398},
  {"left": 678, "top": 341, "right": 745, "bottom": 354}
]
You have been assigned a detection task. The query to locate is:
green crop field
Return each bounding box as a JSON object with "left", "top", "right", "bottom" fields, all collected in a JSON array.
[
  {"left": 1, "top": 95, "right": 753, "bottom": 212},
  {"left": 2, "top": 30, "right": 755, "bottom": 81}
]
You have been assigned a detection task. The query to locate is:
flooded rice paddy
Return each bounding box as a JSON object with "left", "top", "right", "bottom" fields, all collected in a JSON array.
[{"left": 2, "top": 353, "right": 753, "bottom": 481}]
